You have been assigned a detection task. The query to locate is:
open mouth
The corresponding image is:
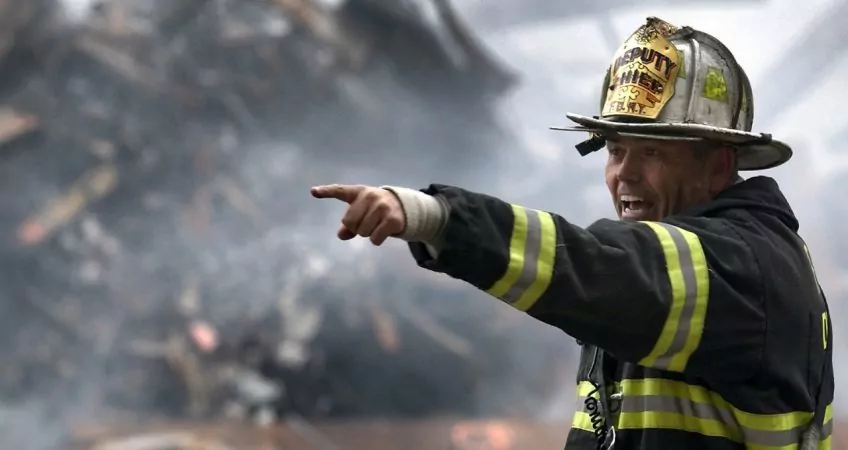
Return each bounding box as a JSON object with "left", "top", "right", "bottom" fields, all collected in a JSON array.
[{"left": 620, "top": 195, "right": 654, "bottom": 218}]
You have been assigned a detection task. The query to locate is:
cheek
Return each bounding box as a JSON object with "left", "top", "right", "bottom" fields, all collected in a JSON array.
[
  {"left": 645, "top": 168, "right": 683, "bottom": 204},
  {"left": 604, "top": 166, "right": 617, "bottom": 193},
  {"left": 641, "top": 167, "right": 665, "bottom": 194},
  {"left": 663, "top": 174, "right": 704, "bottom": 205}
]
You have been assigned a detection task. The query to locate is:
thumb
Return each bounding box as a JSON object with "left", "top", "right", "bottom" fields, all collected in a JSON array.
[{"left": 311, "top": 184, "right": 363, "bottom": 204}]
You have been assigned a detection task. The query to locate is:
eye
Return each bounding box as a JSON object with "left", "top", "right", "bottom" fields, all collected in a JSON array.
[
  {"left": 608, "top": 147, "right": 623, "bottom": 158},
  {"left": 644, "top": 148, "right": 659, "bottom": 157},
  {"left": 607, "top": 148, "right": 624, "bottom": 163}
]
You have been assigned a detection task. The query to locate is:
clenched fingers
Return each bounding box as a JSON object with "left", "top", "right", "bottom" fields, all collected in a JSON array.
[
  {"left": 357, "top": 198, "right": 389, "bottom": 237},
  {"left": 341, "top": 193, "right": 371, "bottom": 234},
  {"left": 369, "top": 221, "right": 394, "bottom": 246},
  {"left": 369, "top": 204, "right": 405, "bottom": 245},
  {"left": 337, "top": 224, "right": 356, "bottom": 240}
]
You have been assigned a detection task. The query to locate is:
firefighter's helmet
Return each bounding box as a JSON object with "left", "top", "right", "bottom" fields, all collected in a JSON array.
[{"left": 552, "top": 17, "right": 791, "bottom": 171}]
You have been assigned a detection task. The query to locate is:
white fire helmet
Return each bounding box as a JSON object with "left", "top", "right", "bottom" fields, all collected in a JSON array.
[{"left": 552, "top": 17, "right": 791, "bottom": 171}]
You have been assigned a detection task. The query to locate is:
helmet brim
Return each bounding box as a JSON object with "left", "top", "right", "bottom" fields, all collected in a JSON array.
[{"left": 552, "top": 113, "right": 793, "bottom": 171}]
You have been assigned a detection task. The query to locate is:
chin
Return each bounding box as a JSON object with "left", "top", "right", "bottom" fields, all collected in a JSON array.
[{"left": 621, "top": 209, "right": 656, "bottom": 221}]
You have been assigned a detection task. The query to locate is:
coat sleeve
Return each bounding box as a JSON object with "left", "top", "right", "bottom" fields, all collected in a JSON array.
[{"left": 408, "top": 184, "right": 766, "bottom": 380}]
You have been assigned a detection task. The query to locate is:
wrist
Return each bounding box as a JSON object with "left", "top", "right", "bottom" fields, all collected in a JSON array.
[{"left": 381, "top": 186, "right": 448, "bottom": 245}]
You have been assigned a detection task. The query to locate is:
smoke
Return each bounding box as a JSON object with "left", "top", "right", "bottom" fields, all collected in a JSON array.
[
  {"left": 0, "top": 0, "right": 584, "bottom": 447},
  {"left": 61, "top": 0, "right": 97, "bottom": 22},
  {"left": 0, "top": 401, "right": 67, "bottom": 450}
]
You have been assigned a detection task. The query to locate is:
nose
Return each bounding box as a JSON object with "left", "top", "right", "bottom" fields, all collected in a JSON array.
[{"left": 616, "top": 152, "right": 642, "bottom": 183}]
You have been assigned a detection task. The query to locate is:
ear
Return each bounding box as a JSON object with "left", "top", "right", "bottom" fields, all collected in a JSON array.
[{"left": 707, "top": 146, "right": 736, "bottom": 192}]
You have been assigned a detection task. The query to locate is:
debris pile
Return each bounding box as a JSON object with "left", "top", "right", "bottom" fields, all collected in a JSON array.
[
  {"left": 68, "top": 417, "right": 571, "bottom": 449},
  {"left": 0, "top": 0, "right": 575, "bottom": 448}
]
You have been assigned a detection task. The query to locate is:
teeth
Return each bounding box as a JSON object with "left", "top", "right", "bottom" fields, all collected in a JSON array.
[{"left": 620, "top": 195, "right": 643, "bottom": 202}]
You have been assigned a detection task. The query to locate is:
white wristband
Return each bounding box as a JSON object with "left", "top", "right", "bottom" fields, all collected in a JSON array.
[{"left": 381, "top": 186, "right": 449, "bottom": 246}]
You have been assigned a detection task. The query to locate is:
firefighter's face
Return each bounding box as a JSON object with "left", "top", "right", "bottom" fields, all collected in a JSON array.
[{"left": 605, "top": 137, "right": 736, "bottom": 221}]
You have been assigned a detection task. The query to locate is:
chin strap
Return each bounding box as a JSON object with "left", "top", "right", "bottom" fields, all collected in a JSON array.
[{"left": 576, "top": 133, "right": 607, "bottom": 156}]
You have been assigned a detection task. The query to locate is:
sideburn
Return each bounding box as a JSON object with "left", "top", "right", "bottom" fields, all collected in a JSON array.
[{"left": 694, "top": 143, "right": 737, "bottom": 194}]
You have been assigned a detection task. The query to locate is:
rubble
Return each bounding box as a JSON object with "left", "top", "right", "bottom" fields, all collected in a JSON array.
[
  {"left": 68, "top": 418, "right": 571, "bottom": 450},
  {"left": 0, "top": 0, "right": 576, "bottom": 448}
]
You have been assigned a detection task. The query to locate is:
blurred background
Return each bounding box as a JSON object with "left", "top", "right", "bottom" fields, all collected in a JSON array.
[{"left": 0, "top": 0, "right": 846, "bottom": 448}]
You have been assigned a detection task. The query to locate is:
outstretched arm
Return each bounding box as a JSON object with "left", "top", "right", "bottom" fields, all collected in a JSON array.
[
  {"left": 387, "top": 184, "right": 765, "bottom": 381},
  {"left": 311, "top": 182, "right": 767, "bottom": 381}
]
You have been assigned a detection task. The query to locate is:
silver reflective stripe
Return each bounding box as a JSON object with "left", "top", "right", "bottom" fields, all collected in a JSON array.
[
  {"left": 573, "top": 379, "right": 831, "bottom": 449},
  {"left": 822, "top": 417, "right": 833, "bottom": 437},
  {"left": 638, "top": 221, "right": 710, "bottom": 372},
  {"left": 500, "top": 208, "right": 543, "bottom": 304},
  {"left": 485, "top": 204, "right": 556, "bottom": 312}
]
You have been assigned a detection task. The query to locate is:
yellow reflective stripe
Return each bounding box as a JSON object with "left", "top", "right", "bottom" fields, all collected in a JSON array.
[
  {"left": 803, "top": 244, "right": 820, "bottom": 286},
  {"left": 576, "top": 380, "right": 622, "bottom": 397},
  {"left": 570, "top": 379, "right": 833, "bottom": 449},
  {"left": 822, "top": 312, "right": 829, "bottom": 350},
  {"left": 819, "top": 435, "right": 832, "bottom": 450},
  {"left": 822, "top": 403, "right": 834, "bottom": 446},
  {"left": 573, "top": 411, "right": 742, "bottom": 441},
  {"left": 572, "top": 410, "right": 598, "bottom": 432},
  {"left": 639, "top": 222, "right": 686, "bottom": 366},
  {"left": 514, "top": 211, "right": 556, "bottom": 311},
  {"left": 638, "top": 222, "right": 710, "bottom": 372},
  {"left": 825, "top": 401, "right": 833, "bottom": 424},
  {"left": 485, "top": 204, "right": 556, "bottom": 312},
  {"left": 486, "top": 205, "right": 527, "bottom": 298}
]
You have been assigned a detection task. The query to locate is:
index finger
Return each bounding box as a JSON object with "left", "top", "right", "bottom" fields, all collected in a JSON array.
[{"left": 310, "top": 184, "right": 364, "bottom": 203}]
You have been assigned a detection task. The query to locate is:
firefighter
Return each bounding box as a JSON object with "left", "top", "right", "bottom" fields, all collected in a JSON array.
[{"left": 311, "top": 17, "right": 834, "bottom": 450}]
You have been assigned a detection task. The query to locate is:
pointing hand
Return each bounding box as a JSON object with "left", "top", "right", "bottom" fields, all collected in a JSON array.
[{"left": 311, "top": 184, "right": 406, "bottom": 246}]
